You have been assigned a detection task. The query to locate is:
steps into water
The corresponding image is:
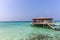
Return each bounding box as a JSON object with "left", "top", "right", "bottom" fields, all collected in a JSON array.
[{"left": 47, "top": 24, "right": 56, "bottom": 29}]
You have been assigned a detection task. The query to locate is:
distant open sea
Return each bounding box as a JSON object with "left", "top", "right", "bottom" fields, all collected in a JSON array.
[{"left": 0, "top": 21, "right": 60, "bottom": 40}]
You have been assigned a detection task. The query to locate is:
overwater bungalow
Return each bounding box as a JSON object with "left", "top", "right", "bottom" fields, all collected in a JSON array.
[{"left": 31, "top": 17, "right": 56, "bottom": 29}]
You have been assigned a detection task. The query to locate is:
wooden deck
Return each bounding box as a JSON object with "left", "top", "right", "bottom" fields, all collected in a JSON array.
[{"left": 32, "top": 22, "right": 55, "bottom": 25}]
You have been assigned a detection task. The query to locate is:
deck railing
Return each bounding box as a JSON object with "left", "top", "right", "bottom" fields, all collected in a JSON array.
[{"left": 32, "top": 22, "right": 55, "bottom": 25}]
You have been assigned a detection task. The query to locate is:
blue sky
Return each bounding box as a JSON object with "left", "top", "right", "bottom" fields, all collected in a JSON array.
[{"left": 0, "top": 0, "right": 60, "bottom": 21}]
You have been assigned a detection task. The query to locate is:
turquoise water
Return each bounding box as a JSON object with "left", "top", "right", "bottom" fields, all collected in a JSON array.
[{"left": 0, "top": 21, "right": 60, "bottom": 40}]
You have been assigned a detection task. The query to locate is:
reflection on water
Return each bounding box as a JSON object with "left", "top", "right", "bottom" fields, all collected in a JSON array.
[{"left": 0, "top": 22, "right": 60, "bottom": 40}]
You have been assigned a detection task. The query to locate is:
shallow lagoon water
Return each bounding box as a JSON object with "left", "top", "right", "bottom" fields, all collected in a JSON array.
[{"left": 0, "top": 21, "right": 60, "bottom": 40}]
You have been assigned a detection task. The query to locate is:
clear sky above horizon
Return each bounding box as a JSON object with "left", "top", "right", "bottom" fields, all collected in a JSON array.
[{"left": 0, "top": 0, "right": 60, "bottom": 21}]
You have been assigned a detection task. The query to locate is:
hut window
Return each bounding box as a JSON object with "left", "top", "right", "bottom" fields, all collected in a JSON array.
[
  {"left": 44, "top": 20, "right": 47, "bottom": 23},
  {"left": 49, "top": 20, "right": 52, "bottom": 23},
  {"left": 36, "top": 20, "right": 40, "bottom": 23}
]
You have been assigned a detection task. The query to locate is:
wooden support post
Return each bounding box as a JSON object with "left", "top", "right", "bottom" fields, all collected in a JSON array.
[
  {"left": 43, "top": 25, "right": 45, "bottom": 28},
  {"left": 43, "top": 24, "right": 44, "bottom": 28}
]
